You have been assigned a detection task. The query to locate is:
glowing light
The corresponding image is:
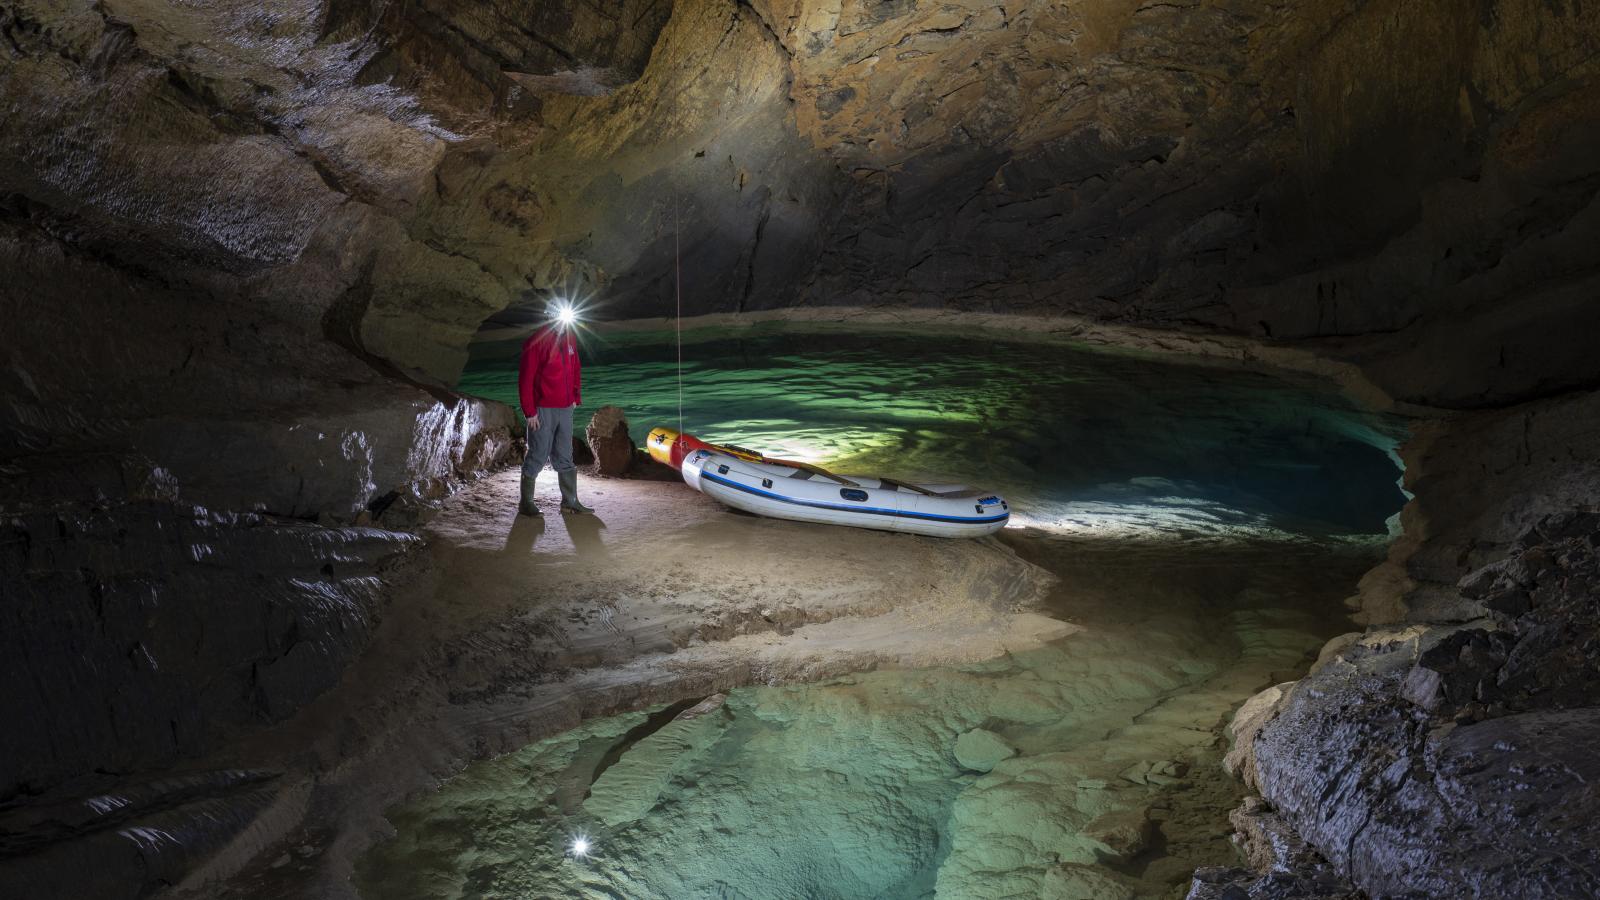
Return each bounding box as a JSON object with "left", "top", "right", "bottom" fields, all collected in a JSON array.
[
  {"left": 554, "top": 301, "right": 578, "bottom": 328},
  {"left": 569, "top": 835, "right": 591, "bottom": 858}
]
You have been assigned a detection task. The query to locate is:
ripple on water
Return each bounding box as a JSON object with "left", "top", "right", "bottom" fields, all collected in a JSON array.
[
  {"left": 356, "top": 538, "right": 1384, "bottom": 900},
  {"left": 462, "top": 327, "right": 1407, "bottom": 539},
  {"left": 364, "top": 327, "right": 1409, "bottom": 898}
]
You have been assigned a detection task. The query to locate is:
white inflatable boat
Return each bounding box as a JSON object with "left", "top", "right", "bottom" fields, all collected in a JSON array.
[{"left": 647, "top": 428, "right": 1010, "bottom": 538}]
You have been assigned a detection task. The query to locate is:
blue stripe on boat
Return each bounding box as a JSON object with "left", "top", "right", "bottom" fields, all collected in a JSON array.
[{"left": 699, "top": 470, "right": 1010, "bottom": 526}]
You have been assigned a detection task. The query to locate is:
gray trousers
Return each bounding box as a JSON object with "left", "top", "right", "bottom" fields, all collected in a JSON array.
[{"left": 523, "top": 406, "right": 575, "bottom": 478}]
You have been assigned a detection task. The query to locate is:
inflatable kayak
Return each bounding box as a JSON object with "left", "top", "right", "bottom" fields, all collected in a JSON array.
[{"left": 647, "top": 428, "right": 1010, "bottom": 538}]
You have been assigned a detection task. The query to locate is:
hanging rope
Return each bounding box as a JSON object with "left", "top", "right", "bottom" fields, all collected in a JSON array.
[{"left": 675, "top": 197, "right": 684, "bottom": 433}]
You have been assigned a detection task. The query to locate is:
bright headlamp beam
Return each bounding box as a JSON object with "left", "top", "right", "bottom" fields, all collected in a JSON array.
[
  {"left": 554, "top": 301, "right": 578, "bottom": 327},
  {"left": 570, "top": 835, "right": 591, "bottom": 858}
]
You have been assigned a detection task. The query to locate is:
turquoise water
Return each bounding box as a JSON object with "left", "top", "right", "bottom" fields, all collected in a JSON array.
[
  {"left": 360, "top": 325, "right": 1410, "bottom": 900},
  {"left": 461, "top": 326, "right": 1406, "bottom": 537}
]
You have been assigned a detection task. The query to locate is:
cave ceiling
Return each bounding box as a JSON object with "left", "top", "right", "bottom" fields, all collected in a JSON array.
[{"left": 2, "top": 0, "right": 1597, "bottom": 402}]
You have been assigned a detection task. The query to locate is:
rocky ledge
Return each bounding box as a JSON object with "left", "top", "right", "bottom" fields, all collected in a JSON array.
[
  {"left": 0, "top": 388, "right": 518, "bottom": 800},
  {"left": 0, "top": 467, "right": 1062, "bottom": 899},
  {"left": 1197, "top": 389, "right": 1600, "bottom": 899}
]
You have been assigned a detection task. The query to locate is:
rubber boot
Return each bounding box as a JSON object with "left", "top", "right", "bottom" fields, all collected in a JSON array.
[
  {"left": 518, "top": 474, "right": 541, "bottom": 517},
  {"left": 558, "top": 469, "right": 592, "bottom": 514}
]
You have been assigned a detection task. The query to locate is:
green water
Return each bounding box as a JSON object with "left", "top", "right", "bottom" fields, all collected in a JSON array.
[
  {"left": 356, "top": 540, "right": 1380, "bottom": 900},
  {"left": 362, "top": 325, "right": 1409, "bottom": 899},
  {"left": 462, "top": 325, "right": 1406, "bottom": 537}
]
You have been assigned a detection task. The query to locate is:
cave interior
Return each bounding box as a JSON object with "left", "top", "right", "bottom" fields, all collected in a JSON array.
[{"left": 1, "top": 1, "right": 1598, "bottom": 898}]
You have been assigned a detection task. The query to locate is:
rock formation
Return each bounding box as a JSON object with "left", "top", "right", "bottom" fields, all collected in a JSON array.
[
  {"left": 583, "top": 404, "right": 635, "bottom": 475},
  {"left": 952, "top": 728, "right": 1016, "bottom": 773},
  {"left": 1204, "top": 393, "right": 1600, "bottom": 898},
  {"left": 1, "top": 0, "right": 1598, "bottom": 897},
  {"left": 582, "top": 694, "right": 730, "bottom": 826}
]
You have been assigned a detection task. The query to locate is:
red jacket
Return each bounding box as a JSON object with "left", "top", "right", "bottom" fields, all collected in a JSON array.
[{"left": 518, "top": 325, "right": 581, "bottom": 413}]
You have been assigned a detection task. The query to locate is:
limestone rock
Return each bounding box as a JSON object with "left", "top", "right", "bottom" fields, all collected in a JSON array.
[
  {"left": 952, "top": 728, "right": 1016, "bottom": 773},
  {"left": 1187, "top": 865, "right": 1359, "bottom": 900},
  {"left": 1221, "top": 683, "right": 1290, "bottom": 787},
  {"left": 1082, "top": 807, "right": 1156, "bottom": 864},
  {"left": 1041, "top": 862, "right": 1138, "bottom": 900},
  {"left": 583, "top": 694, "right": 730, "bottom": 827},
  {"left": 0, "top": 505, "right": 420, "bottom": 797},
  {"left": 585, "top": 406, "right": 635, "bottom": 476},
  {"left": 1, "top": 0, "right": 1599, "bottom": 894},
  {"left": 572, "top": 436, "right": 597, "bottom": 468},
  {"left": 0, "top": 769, "right": 295, "bottom": 900},
  {"left": 1398, "top": 664, "right": 1444, "bottom": 711},
  {"left": 1248, "top": 515, "right": 1600, "bottom": 898}
]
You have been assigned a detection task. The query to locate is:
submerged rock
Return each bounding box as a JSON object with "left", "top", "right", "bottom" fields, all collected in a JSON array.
[
  {"left": 583, "top": 694, "right": 730, "bottom": 827},
  {"left": 1082, "top": 807, "right": 1157, "bottom": 864},
  {"left": 952, "top": 728, "right": 1016, "bottom": 773},
  {"left": 1042, "top": 862, "right": 1139, "bottom": 900}
]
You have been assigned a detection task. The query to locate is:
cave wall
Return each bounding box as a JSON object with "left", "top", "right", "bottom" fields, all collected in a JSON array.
[
  {"left": 0, "top": 0, "right": 525, "bottom": 797},
  {"left": 459, "top": 0, "right": 1600, "bottom": 408},
  {"left": 5, "top": 0, "right": 1595, "bottom": 396},
  {"left": 2, "top": 0, "right": 1598, "bottom": 819},
  {"left": 1203, "top": 387, "right": 1600, "bottom": 899},
  {"left": 757, "top": 0, "right": 1600, "bottom": 407}
]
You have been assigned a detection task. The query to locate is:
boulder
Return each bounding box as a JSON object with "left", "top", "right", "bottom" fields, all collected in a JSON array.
[
  {"left": 585, "top": 406, "right": 635, "bottom": 475},
  {"left": 573, "top": 436, "right": 596, "bottom": 467},
  {"left": 953, "top": 728, "right": 1016, "bottom": 773}
]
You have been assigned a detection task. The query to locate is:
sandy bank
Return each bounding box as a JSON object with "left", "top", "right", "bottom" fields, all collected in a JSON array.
[{"left": 147, "top": 469, "right": 1063, "bottom": 900}]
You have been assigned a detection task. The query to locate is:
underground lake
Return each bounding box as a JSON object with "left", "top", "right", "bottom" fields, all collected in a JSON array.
[
  {"left": 354, "top": 325, "right": 1408, "bottom": 899},
  {"left": 8, "top": 5, "right": 1599, "bottom": 895}
]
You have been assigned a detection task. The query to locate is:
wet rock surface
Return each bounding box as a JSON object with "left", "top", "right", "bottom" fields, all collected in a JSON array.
[
  {"left": 1, "top": 0, "right": 1598, "bottom": 896},
  {"left": 0, "top": 505, "right": 417, "bottom": 798},
  {"left": 1212, "top": 512, "right": 1600, "bottom": 899},
  {"left": 167, "top": 472, "right": 1067, "bottom": 900}
]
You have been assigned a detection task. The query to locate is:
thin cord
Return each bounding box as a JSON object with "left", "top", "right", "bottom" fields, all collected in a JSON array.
[{"left": 675, "top": 198, "right": 683, "bottom": 433}]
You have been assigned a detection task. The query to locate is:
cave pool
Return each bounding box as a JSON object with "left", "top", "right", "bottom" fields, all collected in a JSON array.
[{"left": 357, "top": 324, "right": 1408, "bottom": 899}]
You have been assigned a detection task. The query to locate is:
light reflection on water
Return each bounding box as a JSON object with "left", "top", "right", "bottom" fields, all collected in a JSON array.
[
  {"left": 461, "top": 326, "right": 1407, "bottom": 538},
  {"left": 359, "top": 325, "right": 1415, "bottom": 900}
]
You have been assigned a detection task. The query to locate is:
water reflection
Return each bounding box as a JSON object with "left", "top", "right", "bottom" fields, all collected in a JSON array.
[
  {"left": 363, "top": 325, "right": 1413, "bottom": 900},
  {"left": 463, "top": 327, "right": 1407, "bottom": 538}
]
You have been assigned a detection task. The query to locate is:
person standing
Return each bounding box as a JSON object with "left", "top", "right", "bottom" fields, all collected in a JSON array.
[{"left": 517, "top": 306, "right": 592, "bottom": 516}]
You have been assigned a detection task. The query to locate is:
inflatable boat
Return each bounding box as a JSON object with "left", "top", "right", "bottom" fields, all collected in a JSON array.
[{"left": 647, "top": 428, "right": 1009, "bottom": 538}]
